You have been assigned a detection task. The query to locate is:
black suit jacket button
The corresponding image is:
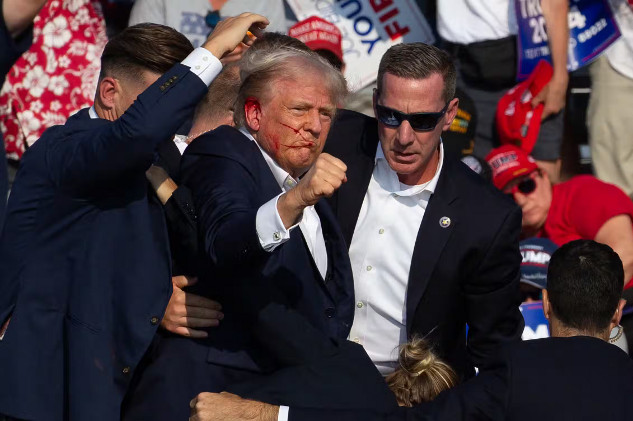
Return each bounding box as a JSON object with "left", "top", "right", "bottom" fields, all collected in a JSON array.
[
  {"left": 122, "top": 366, "right": 131, "bottom": 374},
  {"left": 150, "top": 316, "right": 159, "bottom": 325},
  {"left": 325, "top": 307, "right": 336, "bottom": 318}
]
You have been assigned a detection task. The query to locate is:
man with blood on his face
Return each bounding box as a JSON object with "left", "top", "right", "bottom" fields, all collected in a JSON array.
[{"left": 120, "top": 44, "right": 355, "bottom": 421}]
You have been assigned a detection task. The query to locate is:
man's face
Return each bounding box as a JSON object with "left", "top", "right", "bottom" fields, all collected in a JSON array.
[
  {"left": 504, "top": 170, "right": 553, "bottom": 233},
  {"left": 251, "top": 71, "right": 337, "bottom": 178},
  {"left": 374, "top": 72, "right": 458, "bottom": 185}
]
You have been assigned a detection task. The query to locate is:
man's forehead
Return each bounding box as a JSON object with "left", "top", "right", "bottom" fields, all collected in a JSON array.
[{"left": 379, "top": 72, "right": 445, "bottom": 99}]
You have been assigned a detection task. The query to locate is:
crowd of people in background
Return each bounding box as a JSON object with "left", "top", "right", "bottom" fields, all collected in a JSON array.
[{"left": 0, "top": 1, "right": 632, "bottom": 420}]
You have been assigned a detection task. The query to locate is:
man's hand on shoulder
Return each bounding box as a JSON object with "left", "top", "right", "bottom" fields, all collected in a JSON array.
[
  {"left": 203, "top": 12, "right": 269, "bottom": 60},
  {"left": 190, "top": 392, "right": 279, "bottom": 421},
  {"left": 277, "top": 153, "right": 347, "bottom": 228},
  {"left": 161, "top": 276, "right": 224, "bottom": 338}
]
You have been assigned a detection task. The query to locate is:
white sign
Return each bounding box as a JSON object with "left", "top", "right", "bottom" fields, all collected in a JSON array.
[{"left": 287, "top": 0, "right": 435, "bottom": 91}]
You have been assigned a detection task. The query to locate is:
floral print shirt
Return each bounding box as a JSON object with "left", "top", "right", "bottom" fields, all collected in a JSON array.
[{"left": 0, "top": 0, "right": 107, "bottom": 160}]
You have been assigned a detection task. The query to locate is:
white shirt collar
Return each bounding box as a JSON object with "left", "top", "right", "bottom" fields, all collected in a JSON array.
[
  {"left": 239, "top": 127, "right": 298, "bottom": 192},
  {"left": 88, "top": 106, "right": 98, "bottom": 119},
  {"left": 173, "top": 134, "right": 189, "bottom": 155},
  {"left": 374, "top": 140, "right": 444, "bottom": 197}
]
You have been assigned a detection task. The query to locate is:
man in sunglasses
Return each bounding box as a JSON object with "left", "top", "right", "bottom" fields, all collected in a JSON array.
[
  {"left": 486, "top": 144, "right": 633, "bottom": 352},
  {"left": 312, "top": 42, "right": 525, "bottom": 384}
]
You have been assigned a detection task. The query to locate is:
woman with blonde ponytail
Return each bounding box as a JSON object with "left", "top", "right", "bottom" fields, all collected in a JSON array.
[{"left": 385, "top": 337, "right": 458, "bottom": 407}]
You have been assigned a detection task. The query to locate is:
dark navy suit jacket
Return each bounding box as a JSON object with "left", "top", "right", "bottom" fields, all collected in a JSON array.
[
  {"left": 121, "top": 126, "right": 355, "bottom": 421},
  {"left": 0, "top": 63, "right": 208, "bottom": 421},
  {"left": 289, "top": 336, "right": 633, "bottom": 421},
  {"left": 324, "top": 110, "right": 524, "bottom": 379}
]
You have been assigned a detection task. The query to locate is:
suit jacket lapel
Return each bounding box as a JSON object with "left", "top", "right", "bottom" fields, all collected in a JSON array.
[
  {"left": 335, "top": 127, "right": 378, "bottom": 248},
  {"left": 406, "top": 159, "right": 459, "bottom": 335}
]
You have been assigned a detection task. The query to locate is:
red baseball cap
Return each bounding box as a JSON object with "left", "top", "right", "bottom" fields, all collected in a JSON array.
[
  {"left": 485, "top": 145, "right": 539, "bottom": 190},
  {"left": 288, "top": 16, "right": 344, "bottom": 63},
  {"left": 496, "top": 60, "right": 553, "bottom": 154}
]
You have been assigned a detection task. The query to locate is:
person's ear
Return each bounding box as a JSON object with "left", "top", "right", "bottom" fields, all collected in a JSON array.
[
  {"left": 542, "top": 289, "right": 551, "bottom": 321},
  {"left": 97, "top": 76, "right": 119, "bottom": 111},
  {"left": 609, "top": 299, "right": 627, "bottom": 331},
  {"left": 441, "top": 98, "right": 460, "bottom": 131},
  {"left": 244, "top": 97, "right": 262, "bottom": 131}
]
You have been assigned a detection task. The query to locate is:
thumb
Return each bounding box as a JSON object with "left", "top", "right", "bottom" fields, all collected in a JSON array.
[
  {"left": 172, "top": 275, "right": 199, "bottom": 289},
  {"left": 531, "top": 88, "right": 547, "bottom": 108}
]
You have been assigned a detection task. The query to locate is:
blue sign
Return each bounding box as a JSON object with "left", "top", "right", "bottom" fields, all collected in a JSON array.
[
  {"left": 520, "top": 301, "right": 550, "bottom": 340},
  {"left": 515, "top": 0, "right": 621, "bottom": 80}
]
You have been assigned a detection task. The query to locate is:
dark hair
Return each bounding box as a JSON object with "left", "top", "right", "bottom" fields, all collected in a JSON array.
[
  {"left": 377, "top": 43, "right": 456, "bottom": 103},
  {"left": 100, "top": 23, "right": 193, "bottom": 83},
  {"left": 547, "top": 240, "right": 623, "bottom": 333},
  {"left": 314, "top": 49, "right": 343, "bottom": 71},
  {"left": 385, "top": 337, "right": 458, "bottom": 407}
]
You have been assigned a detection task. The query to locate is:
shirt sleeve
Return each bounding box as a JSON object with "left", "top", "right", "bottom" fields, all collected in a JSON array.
[
  {"left": 277, "top": 406, "right": 290, "bottom": 421},
  {"left": 566, "top": 177, "right": 633, "bottom": 239},
  {"left": 256, "top": 193, "right": 301, "bottom": 252},
  {"left": 181, "top": 47, "right": 223, "bottom": 86}
]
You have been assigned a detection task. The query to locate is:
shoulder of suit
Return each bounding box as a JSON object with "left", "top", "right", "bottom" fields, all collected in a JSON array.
[
  {"left": 446, "top": 159, "right": 518, "bottom": 215},
  {"left": 326, "top": 108, "right": 377, "bottom": 158},
  {"left": 184, "top": 125, "right": 256, "bottom": 161}
]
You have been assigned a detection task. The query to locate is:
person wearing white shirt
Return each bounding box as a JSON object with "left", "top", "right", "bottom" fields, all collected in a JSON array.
[
  {"left": 122, "top": 43, "right": 356, "bottom": 421},
  {"left": 437, "top": 0, "right": 569, "bottom": 183},
  {"left": 189, "top": 42, "right": 524, "bottom": 421}
]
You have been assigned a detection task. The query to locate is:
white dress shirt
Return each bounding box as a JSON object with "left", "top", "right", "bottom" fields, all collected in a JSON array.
[
  {"left": 173, "top": 134, "right": 189, "bottom": 155},
  {"left": 279, "top": 143, "right": 445, "bottom": 421},
  {"left": 241, "top": 128, "right": 328, "bottom": 279},
  {"left": 347, "top": 143, "right": 444, "bottom": 375}
]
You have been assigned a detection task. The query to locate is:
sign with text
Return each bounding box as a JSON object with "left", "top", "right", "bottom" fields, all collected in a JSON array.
[
  {"left": 515, "top": 0, "right": 621, "bottom": 80},
  {"left": 520, "top": 301, "right": 550, "bottom": 340},
  {"left": 287, "top": 0, "right": 435, "bottom": 91}
]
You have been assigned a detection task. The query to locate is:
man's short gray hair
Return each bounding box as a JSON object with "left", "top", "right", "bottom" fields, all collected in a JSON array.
[
  {"left": 234, "top": 45, "right": 347, "bottom": 127},
  {"left": 377, "top": 43, "right": 456, "bottom": 103}
]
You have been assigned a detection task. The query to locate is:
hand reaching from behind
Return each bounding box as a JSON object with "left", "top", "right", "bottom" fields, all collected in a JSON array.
[{"left": 161, "top": 275, "right": 224, "bottom": 338}]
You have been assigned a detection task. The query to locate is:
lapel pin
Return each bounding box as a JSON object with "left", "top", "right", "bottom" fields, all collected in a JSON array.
[{"left": 439, "top": 217, "right": 451, "bottom": 228}]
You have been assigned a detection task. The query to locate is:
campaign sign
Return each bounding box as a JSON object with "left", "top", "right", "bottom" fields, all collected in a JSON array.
[
  {"left": 515, "top": 0, "right": 621, "bottom": 80},
  {"left": 287, "top": 0, "right": 435, "bottom": 91},
  {"left": 520, "top": 301, "right": 550, "bottom": 340}
]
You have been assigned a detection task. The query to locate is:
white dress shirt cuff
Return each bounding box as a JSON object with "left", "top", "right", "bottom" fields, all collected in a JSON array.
[
  {"left": 181, "top": 47, "right": 223, "bottom": 86},
  {"left": 277, "top": 406, "right": 290, "bottom": 421},
  {"left": 256, "top": 193, "right": 300, "bottom": 251}
]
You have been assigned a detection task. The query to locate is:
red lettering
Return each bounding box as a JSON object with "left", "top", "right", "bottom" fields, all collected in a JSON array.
[
  {"left": 379, "top": 7, "right": 399, "bottom": 23},
  {"left": 370, "top": 0, "right": 393, "bottom": 13},
  {"left": 385, "top": 21, "right": 410, "bottom": 40}
]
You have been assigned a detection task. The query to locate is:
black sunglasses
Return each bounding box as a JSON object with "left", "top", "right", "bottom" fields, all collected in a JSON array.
[
  {"left": 375, "top": 103, "right": 449, "bottom": 132},
  {"left": 506, "top": 177, "right": 537, "bottom": 198}
]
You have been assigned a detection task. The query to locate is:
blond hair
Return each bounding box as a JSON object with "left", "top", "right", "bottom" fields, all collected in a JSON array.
[{"left": 385, "top": 337, "right": 458, "bottom": 407}]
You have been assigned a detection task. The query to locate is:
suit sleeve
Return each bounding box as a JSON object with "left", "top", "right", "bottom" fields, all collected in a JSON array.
[
  {"left": 163, "top": 185, "right": 200, "bottom": 275},
  {"left": 182, "top": 153, "right": 270, "bottom": 272},
  {"left": 464, "top": 205, "right": 524, "bottom": 371},
  {"left": 45, "top": 64, "right": 208, "bottom": 195},
  {"left": 287, "top": 352, "right": 511, "bottom": 421}
]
